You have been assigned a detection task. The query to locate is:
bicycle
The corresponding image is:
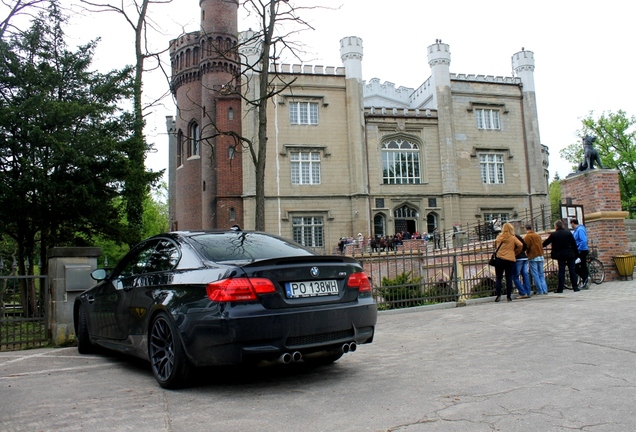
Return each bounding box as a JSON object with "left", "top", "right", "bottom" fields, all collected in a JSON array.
[
  {"left": 564, "top": 247, "right": 605, "bottom": 288},
  {"left": 586, "top": 248, "right": 605, "bottom": 284}
]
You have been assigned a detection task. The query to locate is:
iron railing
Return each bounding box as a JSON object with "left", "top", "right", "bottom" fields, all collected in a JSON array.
[
  {"left": 0, "top": 275, "right": 49, "bottom": 351},
  {"left": 350, "top": 234, "right": 561, "bottom": 310}
]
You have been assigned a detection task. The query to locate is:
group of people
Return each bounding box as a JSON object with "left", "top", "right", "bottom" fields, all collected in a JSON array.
[
  {"left": 337, "top": 228, "right": 444, "bottom": 254},
  {"left": 492, "top": 218, "right": 589, "bottom": 302}
]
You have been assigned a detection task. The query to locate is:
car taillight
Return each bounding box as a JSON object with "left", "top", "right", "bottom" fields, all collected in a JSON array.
[
  {"left": 206, "top": 278, "right": 276, "bottom": 302},
  {"left": 346, "top": 272, "right": 371, "bottom": 292}
]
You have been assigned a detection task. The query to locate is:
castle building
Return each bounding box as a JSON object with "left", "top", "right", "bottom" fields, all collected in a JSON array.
[{"left": 167, "top": 0, "right": 550, "bottom": 253}]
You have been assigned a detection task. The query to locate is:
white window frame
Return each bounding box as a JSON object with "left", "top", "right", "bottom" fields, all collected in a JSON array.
[
  {"left": 292, "top": 216, "right": 324, "bottom": 247},
  {"left": 484, "top": 213, "right": 509, "bottom": 223},
  {"left": 479, "top": 153, "right": 505, "bottom": 184},
  {"left": 290, "top": 151, "right": 321, "bottom": 185},
  {"left": 189, "top": 122, "right": 200, "bottom": 157},
  {"left": 290, "top": 102, "right": 319, "bottom": 125},
  {"left": 381, "top": 139, "right": 421, "bottom": 185},
  {"left": 475, "top": 108, "right": 500, "bottom": 130}
]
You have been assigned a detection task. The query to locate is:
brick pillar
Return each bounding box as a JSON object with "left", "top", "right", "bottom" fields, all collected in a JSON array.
[{"left": 560, "top": 170, "right": 628, "bottom": 281}]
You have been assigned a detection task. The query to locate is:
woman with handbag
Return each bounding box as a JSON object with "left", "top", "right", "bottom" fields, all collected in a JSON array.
[{"left": 493, "top": 222, "right": 523, "bottom": 302}]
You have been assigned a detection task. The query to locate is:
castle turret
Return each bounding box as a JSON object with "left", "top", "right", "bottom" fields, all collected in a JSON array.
[
  {"left": 339, "top": 36, "right": 363, "bottom": 81},
  {"left": 512, "top": 48, "right": 548, "bottom": 201},
  {"left": 427, "top": 40, "right": 460, "bottom": 226},
  {"left": 239, "top": 29, "right": 262, "bottom": 73}
]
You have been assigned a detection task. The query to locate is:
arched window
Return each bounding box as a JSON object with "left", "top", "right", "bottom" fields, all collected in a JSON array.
[
  {"left": 382, "top": 139, "right": 421, "bottom": 184},
  {"left": 228, "top": 107, "right": 234, "bottom": 120},
  {"left": 373, "top": 214, "right": 386, "bottom": 238},
  {"left": 229, "top": 208, "right": 235, "bottom": 221},
  {"left": 427, "top": 213, "right": 438, "bottom": 234},
  {"left": 176, "top": 129, "right": 183, "bottom": 166},
  {"left": 189, "top": 122, "right": 200, "bottom": 157}
]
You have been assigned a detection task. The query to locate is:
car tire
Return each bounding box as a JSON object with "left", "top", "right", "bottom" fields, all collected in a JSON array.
[
  {"left": 77, "top": 305, "right": 95, "bottom": 354},
  {"left": 149, "top": 312, "right": 190, "bottom": 389},
  {"left": 303, "top": 351, "right": 344, "bottom": 367}
]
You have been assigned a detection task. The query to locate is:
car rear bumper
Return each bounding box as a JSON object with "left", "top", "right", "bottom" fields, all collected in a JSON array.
[{"left": 177, "top": 301, "right": 377, "bottom": 367}]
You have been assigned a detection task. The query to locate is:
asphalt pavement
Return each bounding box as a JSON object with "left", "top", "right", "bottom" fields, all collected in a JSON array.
[{"left": 2, "top": 279, "right": 636, "bottom": 431}]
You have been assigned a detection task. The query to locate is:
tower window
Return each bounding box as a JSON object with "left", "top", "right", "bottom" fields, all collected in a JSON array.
[
  {"left": 290, "top": 102, "right": 318, "bottom": 125},
  {"left": 228, "top": 107, "right": 234, "bottom": 120},
  {"left": 479, "top": 153, "right": 505, "bottom": 184},
  {"left": 475, "top": 109, "right": 500, "bottom": 130},
  {"left": 189, "top": 122, "right": 200, "bottom": 157},
  {"left": 290, "top": 151, "right": 321, "bottom": 185}
]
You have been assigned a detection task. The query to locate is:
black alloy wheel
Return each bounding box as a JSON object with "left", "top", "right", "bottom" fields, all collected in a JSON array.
[
  {"left": 77, "top": 305, "right": 95, "bottom": 354},
  {"left": 149, "top": 312, "right": 190, "bottom": 389}
]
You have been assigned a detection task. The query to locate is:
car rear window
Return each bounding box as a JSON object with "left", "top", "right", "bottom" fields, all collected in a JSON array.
[{"left": 187, "top": 232, "right": 315, "bottom": 263}]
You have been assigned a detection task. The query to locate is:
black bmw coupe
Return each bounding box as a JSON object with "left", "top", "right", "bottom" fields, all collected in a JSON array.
[{"left": 74, "top": 229, "right": 377, "bottom": 388}]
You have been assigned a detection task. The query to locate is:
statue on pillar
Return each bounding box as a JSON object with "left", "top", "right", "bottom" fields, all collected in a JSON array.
[{"left": 577, "top": 135, "right": 604, "bottom": 172}]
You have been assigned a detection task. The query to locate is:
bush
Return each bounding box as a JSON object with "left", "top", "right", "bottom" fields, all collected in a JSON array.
[
  {"left": 376, "top": 271, "right": 459, "bottom": 308},
  {"left": 377, "top": 271, "right": 424, "bottom": 309},
  {"left": 469, "top": 278, "right": 496, "bottom": 299}
]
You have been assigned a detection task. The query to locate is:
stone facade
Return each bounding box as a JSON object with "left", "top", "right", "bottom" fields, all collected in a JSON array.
[{"left": 167, "top": 2, "right": 550, "bottom": 253}]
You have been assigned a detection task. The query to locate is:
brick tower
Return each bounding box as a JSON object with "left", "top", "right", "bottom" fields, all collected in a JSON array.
[{"left": 167, "top": 0, "right": 243, "bottom": 231}]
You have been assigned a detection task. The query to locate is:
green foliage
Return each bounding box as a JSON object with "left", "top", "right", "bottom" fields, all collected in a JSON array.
[
  {"left": 378, "top": 271, "right": 424, "bottom": 309},
  {"left": 0, "top": 3, "right": 152, "bottom": 275},
  {"left": 559, "top": 110, "right": 636, "bottom": 214},
  {"left": 549, "top": 178, "right": 562, "bottom": 223},
  {"left": 377, "top": 271, "right": 458, "bottom": 308},
  {"left": 90, "top": 186, "right": 169, "bottom": 267}
]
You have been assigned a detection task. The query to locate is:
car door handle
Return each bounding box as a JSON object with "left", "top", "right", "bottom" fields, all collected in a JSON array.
[{"left": 87, "top": 296, "right": 95, "bottom": 304}]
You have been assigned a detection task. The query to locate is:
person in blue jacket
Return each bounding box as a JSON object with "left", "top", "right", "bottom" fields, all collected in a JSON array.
[{"left": 570, "top": 218, "right": 589, "bottom": 289}]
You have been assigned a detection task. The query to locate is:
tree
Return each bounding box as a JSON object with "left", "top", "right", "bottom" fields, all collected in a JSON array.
[
  {"left": 560, "top": 110, "right": 636, "bottom": 212},
  {"left": 0, "top": 2, "right": 139, "bottom": 287},
  {"left": 93, "top": 184, "right": 169, "bottom": 267},
  {"left": 0, "top": 0, "right": 49, "bottom": 39},
  {"left": 79, "top": 0, "right": 166, "bottom": 245},
  {"left": 549, "top": 174, "right": 562, "bottom": 223}
]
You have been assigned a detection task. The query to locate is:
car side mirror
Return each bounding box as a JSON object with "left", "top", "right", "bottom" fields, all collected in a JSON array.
[{"left": 90, "top": 268, "right": 108, "bottom": 281}]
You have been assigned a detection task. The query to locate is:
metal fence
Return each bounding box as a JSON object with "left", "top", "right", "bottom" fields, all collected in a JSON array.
[
  {"left": 351, "top": 235, "right": 560, "bottom": 310},
  {"left": 0, "top": 275, "right": 49, "bottom": 351}
]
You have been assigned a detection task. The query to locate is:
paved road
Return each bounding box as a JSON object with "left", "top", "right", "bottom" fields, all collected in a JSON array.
[{"left": 2, "top": 280, "right": 636, "bottom": 432}]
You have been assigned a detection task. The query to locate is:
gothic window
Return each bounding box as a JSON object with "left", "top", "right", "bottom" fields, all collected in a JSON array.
[
  {"left": 394, "top": 205, "right": 418, "bottom": 219},
  {"left": 475, "top": 108, "right": 500, "bottom": 130},
  {"left": 228, "top": 107, "right": 234, "bottom": 120},
  {"left": 189, "top": 122, "right": 200, "bottom": 157},
  {"left": 290, "top": 151, "right": 321, "bottom": 185},
  {"left": 374, "top": 214, "right": 386, "bottom": 238},
  {"left": 382, "top": 139, "right": 421, "bottom": 184},
  {"left": 292, "top": 216, "right": 324, "bottom": 247},
  {"left": 479, "top": 153, "right": 505, "bottom": 184},
  {"left": 290, "top": 102, "right": 318, "bottom": 125}
]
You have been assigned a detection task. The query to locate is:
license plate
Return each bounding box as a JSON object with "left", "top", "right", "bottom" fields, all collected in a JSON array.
[{"left": 285, "top": 280, "right": 339, "bottom": 298}]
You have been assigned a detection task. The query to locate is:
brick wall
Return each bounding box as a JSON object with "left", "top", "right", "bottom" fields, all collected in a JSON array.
[{"left": 561, "top": 170, "right": 629, "bottom": 281}]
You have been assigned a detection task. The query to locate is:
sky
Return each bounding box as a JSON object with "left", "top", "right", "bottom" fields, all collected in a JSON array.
[{"left": 54, "top": 0, "right": 636, "bottom": 180}]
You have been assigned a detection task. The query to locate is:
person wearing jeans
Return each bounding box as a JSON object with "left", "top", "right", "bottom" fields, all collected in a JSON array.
[
  {"left": 524, "top": 223, "right": 549, "bottom": 294},
  {"left": 512, "top": 233, "right": 532, "bottom": 298},
  {"left": 570, "top": 218, "right": 589, "bottom": 289}
]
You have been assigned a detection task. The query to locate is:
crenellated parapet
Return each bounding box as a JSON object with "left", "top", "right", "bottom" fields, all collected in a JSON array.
[
  {"left": 364, "top": 106, "right": 438, "bottom": 118},
  {"left": 268, "top": 63, "right": 345, "bottom": 75},
  {"left": 364, "top": 78, "right": 414, "bottom": 106},
  {"left": 451, "top": 73, "right": 521, "bottom": 84}
]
